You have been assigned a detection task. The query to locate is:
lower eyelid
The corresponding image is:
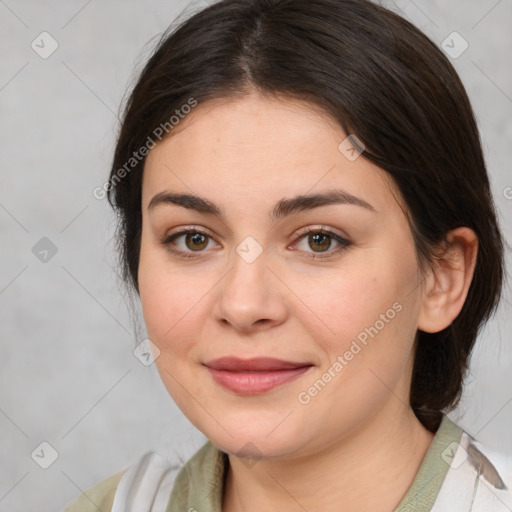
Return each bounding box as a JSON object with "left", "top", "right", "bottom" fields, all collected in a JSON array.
[
  {"left": 292, "top": 233, "right": 351, "bottom": 257},
  {"left": 163, "top": 228, "right": 351, "bottom": 258}
]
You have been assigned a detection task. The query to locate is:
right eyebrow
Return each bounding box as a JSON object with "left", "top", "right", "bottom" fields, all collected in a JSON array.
[{"left": 147, "top": 189, "right": 377, "bottom": 219}]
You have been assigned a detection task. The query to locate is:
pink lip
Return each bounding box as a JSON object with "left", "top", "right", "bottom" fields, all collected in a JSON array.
[{"left": 204, "top": 357, "right": 313, "bottom": 394}]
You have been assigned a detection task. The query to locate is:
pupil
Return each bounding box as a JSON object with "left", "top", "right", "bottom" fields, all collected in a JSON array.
[
  {"left": 187, "top": 233, "right": 207, "bottom": 250},
  {"left": 310, "top": 233, "right": 330, "bottom": 252},
  {"left": 184, "top": 232, "right": 332, "bottom": 253}
]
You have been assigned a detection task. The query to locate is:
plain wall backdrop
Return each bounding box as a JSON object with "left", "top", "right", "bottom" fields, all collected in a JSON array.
[{"left": 0, "top": 1, "right": 511, "bottom": 511}]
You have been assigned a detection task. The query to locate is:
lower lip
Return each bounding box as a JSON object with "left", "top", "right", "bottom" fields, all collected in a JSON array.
[{"left": 206, "top": 366, "right": 312, "bottom": 394}]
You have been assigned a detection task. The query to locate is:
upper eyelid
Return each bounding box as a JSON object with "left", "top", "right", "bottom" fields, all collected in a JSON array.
[
  {"left": 164, "top": 225, "right": 348, "bottom": 250},
  {"left": 165, "top": 225, "right": 346, "bottom": 241}
]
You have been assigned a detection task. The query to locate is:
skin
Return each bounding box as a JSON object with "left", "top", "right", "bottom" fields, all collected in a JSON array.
[{"left": 138, "top": 90, "right": 478, "bottom": 512}]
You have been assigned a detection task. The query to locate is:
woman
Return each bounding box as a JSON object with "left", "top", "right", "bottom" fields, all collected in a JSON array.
[{"left": 63, "top": 0, "right": 511, "bottom": 510}]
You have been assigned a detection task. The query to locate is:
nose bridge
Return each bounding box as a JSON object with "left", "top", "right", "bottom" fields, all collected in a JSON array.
[
  {"left": 215, "top": 235, "right": 286, "bottom": 330},
  {"left": 225, "top": 235, "right": 270, "bottom": 304}
]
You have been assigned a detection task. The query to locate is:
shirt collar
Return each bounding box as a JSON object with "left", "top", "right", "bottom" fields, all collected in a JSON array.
[{"left": 170, "top": 414, "right": 464, "bottom": 511}]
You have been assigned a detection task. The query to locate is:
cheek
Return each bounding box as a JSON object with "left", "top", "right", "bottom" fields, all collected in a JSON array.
[
  {"left": 138, "top": 242, "right": 204, "bottom": 353},
  {"left": 290, "top": 249, "right": 418, "bottom": 371},
  {"left": 288, "top": 258, "right": 391, "bottom": 337},
  {"left": 138, "top": 249, "right": 209, "bottom": 414}
]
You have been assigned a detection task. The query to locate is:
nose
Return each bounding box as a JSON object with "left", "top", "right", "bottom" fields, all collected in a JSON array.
[{"left": 213, "top": 245, "right": 288, "bottom": 333}]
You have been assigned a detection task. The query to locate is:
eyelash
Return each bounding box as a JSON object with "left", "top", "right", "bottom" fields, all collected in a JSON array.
[{"left": 160, "top": 225, "right": 352, "bottom": 261}]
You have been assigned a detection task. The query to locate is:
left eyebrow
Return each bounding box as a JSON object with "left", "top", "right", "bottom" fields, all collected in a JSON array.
[
  {"left": 270, "top": 190, "right": 376, "bottom": 219},
  {"left": 147, "top": 189, "right": 377, "bottom": 219}
]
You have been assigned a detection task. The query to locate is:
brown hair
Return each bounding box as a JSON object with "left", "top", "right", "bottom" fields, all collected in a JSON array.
[{"left": 107, "top": 0, "right": 506, "bottom": 432}]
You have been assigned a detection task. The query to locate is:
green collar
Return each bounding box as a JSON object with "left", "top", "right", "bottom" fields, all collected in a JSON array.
[
  {"left": 168, "top": 414, "right": 463, "bottom": 512},
  {"left": 393, "top": 414, "right": 463, "bottom": 511}
]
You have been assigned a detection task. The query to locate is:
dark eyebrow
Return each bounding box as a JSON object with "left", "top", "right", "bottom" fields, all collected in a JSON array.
[
  {"left": 147, "top": 189, "right": 376, "bottom": 219},
  {"left": 270, "top": 190, "right": 376, "bottom": 218}
]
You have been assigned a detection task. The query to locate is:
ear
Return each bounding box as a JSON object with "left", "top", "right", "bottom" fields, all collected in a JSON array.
[{"left": 417, "top": 227, "right": 478, "bottom": 334}]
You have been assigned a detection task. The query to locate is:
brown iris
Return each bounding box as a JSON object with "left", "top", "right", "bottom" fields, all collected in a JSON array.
[
  {"left": 185, "top": 232, "right": 209, "bottom": 251},
  {"left": 309, "top": 233, "right": 331, "bottom": 252}
]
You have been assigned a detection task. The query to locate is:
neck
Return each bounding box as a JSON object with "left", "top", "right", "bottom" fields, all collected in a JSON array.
[{"left": 222, "top": 404, "right": 435, "bottom": 512}]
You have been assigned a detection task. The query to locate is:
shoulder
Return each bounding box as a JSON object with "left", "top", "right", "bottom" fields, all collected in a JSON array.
[
  {"left": 433, "top": 424, "right": 512, "bottom": 511},
  {"left": 60, "top": 447, "right": 206, "bottom": 512},
  {"left": 61, "top": 468, "right": 126, "bottom": 512}
]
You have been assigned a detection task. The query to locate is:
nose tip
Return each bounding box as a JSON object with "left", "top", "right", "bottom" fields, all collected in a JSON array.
[
  {"left": 214, "top": 251, "right": 288, "bottom": 333},
  {"left": 220, "top": 315, "right": 272, "bottom": 332}
]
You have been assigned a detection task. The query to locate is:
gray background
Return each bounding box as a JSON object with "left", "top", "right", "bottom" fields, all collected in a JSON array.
[{"left": 0, "top": 1, "right": 511, "bottom": 511}]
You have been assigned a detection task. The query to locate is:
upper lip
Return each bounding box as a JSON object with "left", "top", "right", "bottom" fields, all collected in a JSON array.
[{"left": 204, "top": 357, "right": 312, "bottom": 371}]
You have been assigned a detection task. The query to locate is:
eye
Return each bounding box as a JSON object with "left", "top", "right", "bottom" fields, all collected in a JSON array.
[
  {"left": 292, "top": 226, "right": 352, "bottom": 259},
  {"left": 160, "top": 228, "right": 218, "bottom": 259},
  {"left": 160, "top": 225, "right": 352, "bottom": 260}
]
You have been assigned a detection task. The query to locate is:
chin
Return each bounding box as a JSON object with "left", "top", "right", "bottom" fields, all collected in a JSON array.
[{"left": 202, "top": 421, "right": 306, "bottom": 461}]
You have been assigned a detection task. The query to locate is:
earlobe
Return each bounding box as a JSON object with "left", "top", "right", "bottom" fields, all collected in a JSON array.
[{"left": 417, "top": 227, "right": 478, "bottom": 334}]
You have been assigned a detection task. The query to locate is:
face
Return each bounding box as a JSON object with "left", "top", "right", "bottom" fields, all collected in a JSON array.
[{"left": 138, "top": 91, "right": 427, "bottom": 459}]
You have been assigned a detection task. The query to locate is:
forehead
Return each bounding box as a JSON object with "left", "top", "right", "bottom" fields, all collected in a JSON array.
[{"left": 141, "top": 92, "right": 402, "bottom": 217}]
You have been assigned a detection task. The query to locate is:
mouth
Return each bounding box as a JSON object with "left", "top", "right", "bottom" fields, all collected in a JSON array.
[{"left": 203, "top": 357, "right": 314, "bottom": 394}]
